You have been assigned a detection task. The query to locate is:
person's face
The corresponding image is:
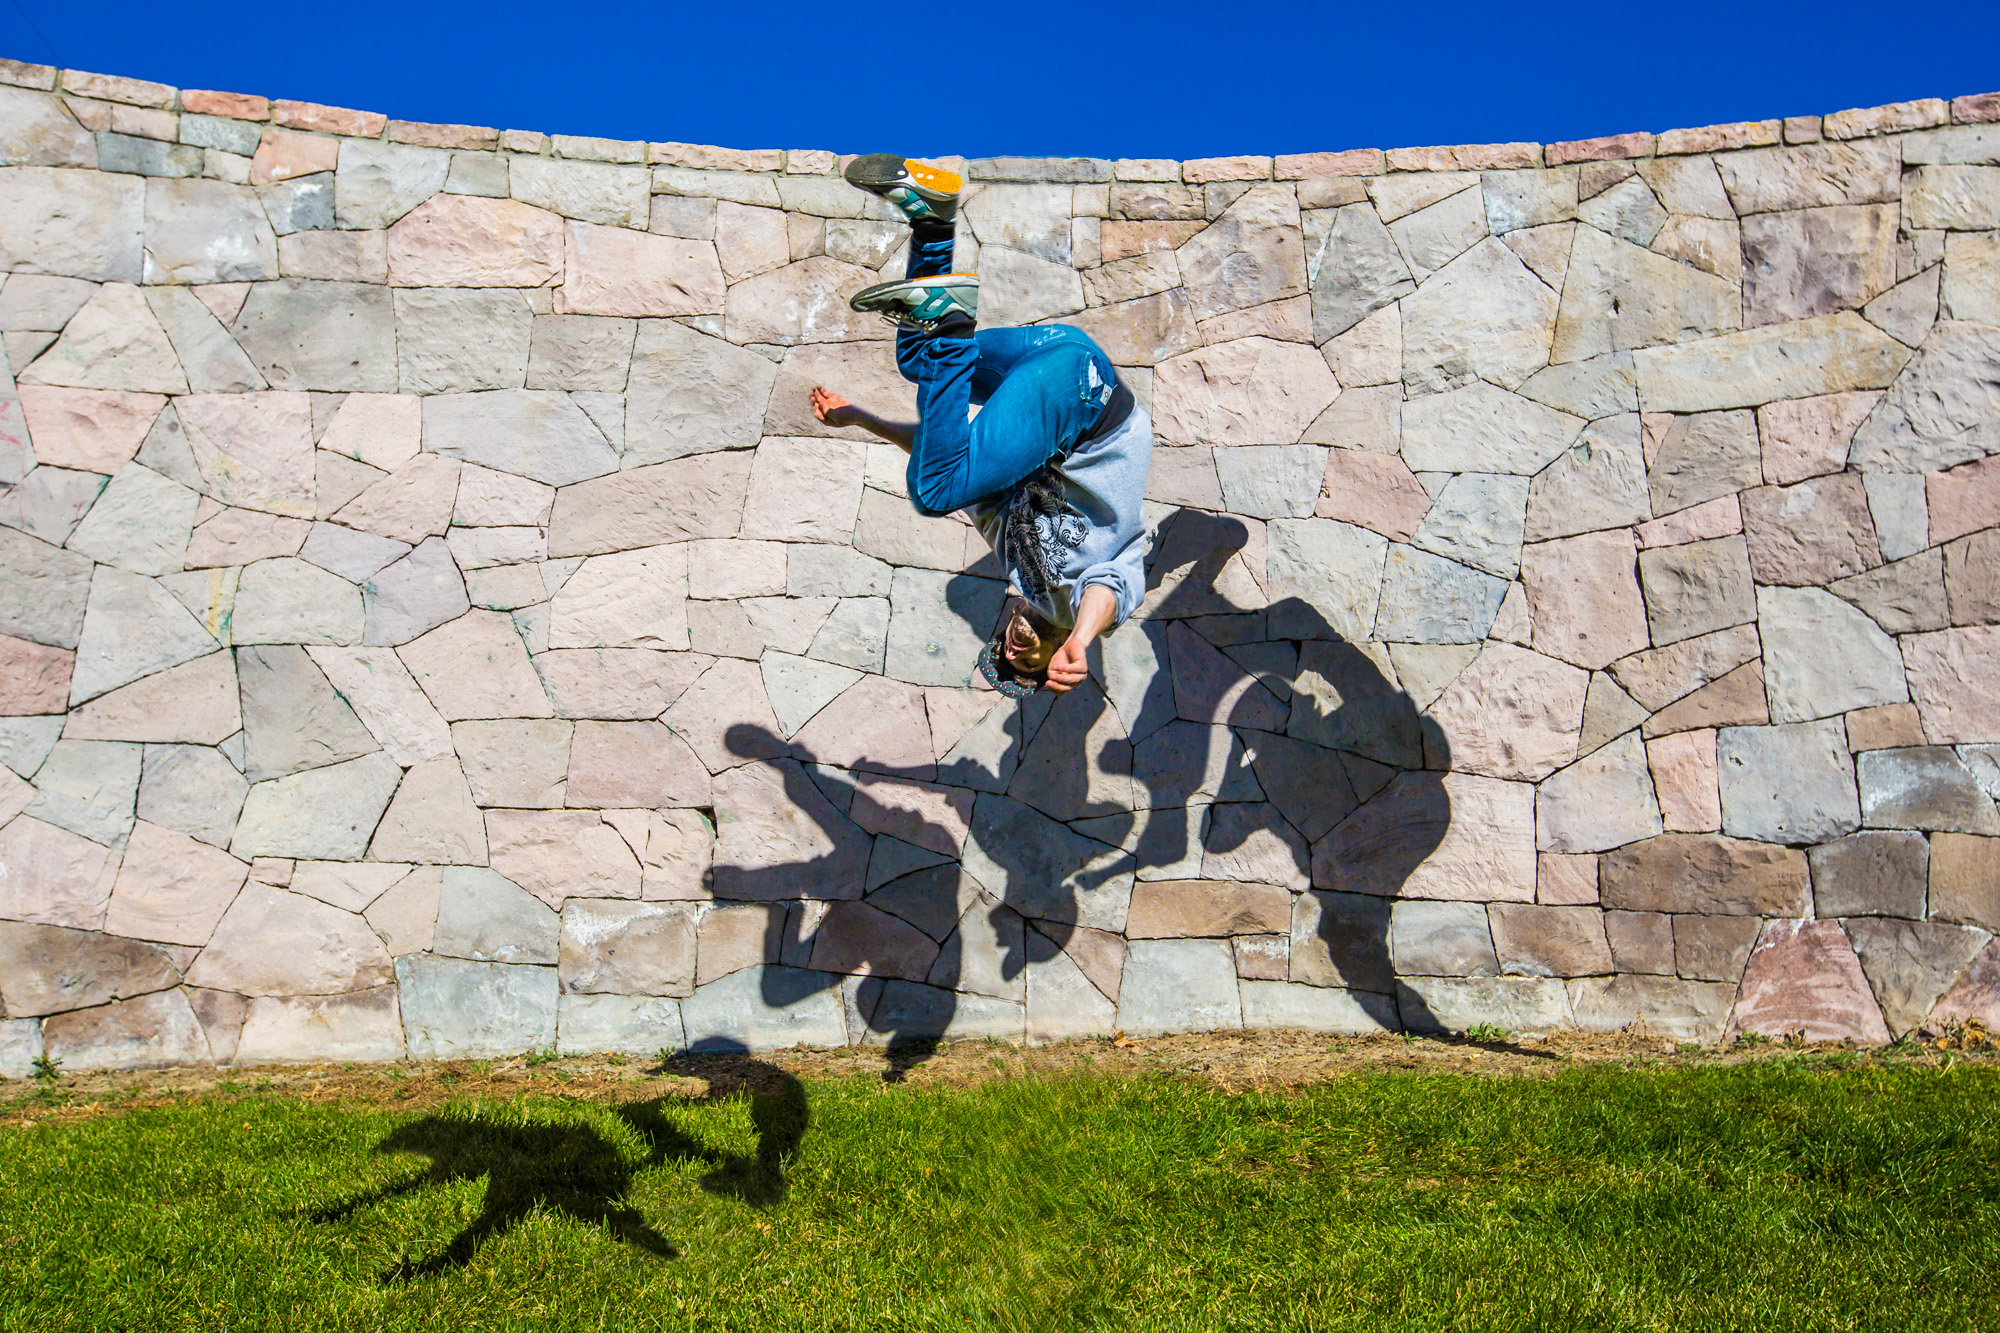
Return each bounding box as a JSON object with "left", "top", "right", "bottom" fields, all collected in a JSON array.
[{"left": 1003, "top": 606, "right": 1058, "bottom": 674}]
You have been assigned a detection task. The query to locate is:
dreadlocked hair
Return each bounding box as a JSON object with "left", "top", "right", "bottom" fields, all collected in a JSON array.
[{"left": 1000, "top": 461, "right": 1078, "bottom": 610}]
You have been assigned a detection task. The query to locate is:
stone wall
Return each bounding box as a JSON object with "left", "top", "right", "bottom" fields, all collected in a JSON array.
[{"left": 3, "top": 54, "right": 1999, "bottom": 1074}]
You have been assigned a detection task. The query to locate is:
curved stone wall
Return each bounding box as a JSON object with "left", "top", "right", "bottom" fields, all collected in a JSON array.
[{"left": 2, "top": 55, "right": 1998, "bottom": 1073}]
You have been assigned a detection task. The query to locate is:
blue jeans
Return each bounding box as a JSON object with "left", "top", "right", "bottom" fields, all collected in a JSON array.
[{"left": 896, "top": 226, "right": 1118, "bottom": 517}]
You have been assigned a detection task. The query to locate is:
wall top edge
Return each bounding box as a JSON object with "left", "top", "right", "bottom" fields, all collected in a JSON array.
[{"left": 4, "top": 53, "right": 1998, "bottom": 181}]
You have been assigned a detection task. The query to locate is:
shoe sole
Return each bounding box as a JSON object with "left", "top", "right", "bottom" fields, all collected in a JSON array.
[
  {"left": 843, "top": 153, "right": 963, "bottom": 203},
  {"left": 850, "top": 274, "right": 980, "bottom": 317}
]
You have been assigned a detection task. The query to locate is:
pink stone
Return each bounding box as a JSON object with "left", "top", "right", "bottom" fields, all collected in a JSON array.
[
  {"left": 17, "top": 386, "right": 164, "bottom": 473},
  {"left": 1823, "top": 99, "right": 1948, "bottom": 140},
  {"left": 1521, "top": 530, "right": 1650, "bottom": 671},
  {"left": 234, "top": 987, "right": 403, "bottom": 1063},
  {"left": 1426, "top": 642, "right": 1588, "bottom": 781},
  {"left": 1903, "top": 626, "right": 2000, "bottom": 744},
  {"left": 1657, "top": 121, "right": 1784, "bottom": 155},
  {"left": 1955, "top": 93, "right": 2000, "bottom": 125},
  {"left": 0, "top": 633, "right": 72, "bottom": 714},
  {"left": 387, "top": 121, "right": 498, "bottom": 151},
  {"left": 1384, "top": 142, "right": 1541, "bottom": 171},
  {"left": 1314, "top": 770, "right": 1537, "bottom": 903},
  {"left": 316, "top": 393, "right": 421, "bottom": 473},
  {"left": 331, "top": 452, "right": 459, "bottom": 542},
  {"left": 43, "top": 989, "right": 210, "bottom": 1071},
  {"left": 1168, "top": 621, "right": 1286, "bottom": 731},
  {"left": 1740, "top": 473, "right": 1881, "bottom": 585},
  {"left": 1313, "top": 448, "right": 1431, "bottom": 541},
  {"left": 486, "top": 809, "right": 642, "bottom": 908},
  {"left": 1845, "top": 702, "right": 1927, "bottom": 752},
  {"left": 848, "top": 775, "right": 974, "bottom": 857},
  {"left": 1927, "top": 454, "right": 2000, "bottom": 545},
  {"left": 399, "top": 609, "right": 554, "bottom": 721},
  {"left": 63, "top": 69, "right": 174, "bottom": 108},
  {"left": 924, "top": 687, "right": 1004, "bottom": 758},
  {"left": 1182, "top": 156, "right": 1271, "bottom": 183},
  {"left": 1546, "top": 131, "right": 1654, "bottom": 165},
  {"left": 1127, "top": 880, "right": 1291, "bottom": 937},
  {"left": 1727, "top": 919, "right": 1892, "bottom": 1044},
  {"left": 0, "top": 816, "right": 114, "bottom": 928},
  {"left": 784, "top": 149, "right": 837, "bottom": 174},
  {"left": 648, "top": 143, "right": 784, "bottom": 171},
  {"left": 1273, "top": 148, "right": 1384, "bottom": 178},
  {"left": 1154, "top": 338, "right": 1339, "bottom": 447},
  {"left": 740, "top": 437, "right": 867, "bottom": 542},
  {"left": 250, "top": 127, "right": 339, "bottom": 185},
  {"left": 1647, "top": 729, "right": 1721, "bottom": 833},
  {"left": 386, "top": 195, "right": 564, "bottom": 288},
  {"left": 186, "top": 882, "right": 393, "bottom": 996},
  {"left": 790, "top": 675, "right": 935, "bottom": 779},
  {"left": 272, "top": 99, "right": 386, "bottom": 138},
  {"left": 807, "top": 901, "right": 938, "bottom": 982},
  {"left": 180, "top": 90, "right": 270, "bottom": 121},
  {"left": 1927, "top": 939, "right": 2000, "bottom": 1029},
  {"left": 184, "top": 509, "right": 309, "bottom": 568},
  {"left": 0, "top": 768, "right": 29, "bottom": 828},
  {"left": 64, "top": 651, "right": 240, "bottom": 744},
  {"left": 556, "top": 221, "right": 725, "bottom": 318},
  {"left": 103, "top": 819, "right": 248, "bottom": 946},
  {"left": 177, "top": 391, "right": 317, "bottom": 519},
  {"left": 1756, "top": 391, "right": 1879, "bottom": 485},
  {"left": 1634, "top": 494, "right": 1741, "bottom": 549},
  {"left": 566, "top": 721, "right": 712, "bottom": 808},
  {"left": 687, "top": 539, "right": 786, "bottom": 599},
  {"left": 1538, "top": 851, "right": 1599, "bottom": 905},
  {"left": 662, "top": 657, "right": 788, "bottom": 773},
  {"left": 602, "top": 808, "right": 713, "bottom": 901},
  {"left": 500, "top": 129, "right": 544, "bottom": 153}
]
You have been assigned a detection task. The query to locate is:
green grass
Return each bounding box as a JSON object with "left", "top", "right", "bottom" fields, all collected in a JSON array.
[{"left": 2, "top": 1058, "right": 1997, "bottom": 1331}]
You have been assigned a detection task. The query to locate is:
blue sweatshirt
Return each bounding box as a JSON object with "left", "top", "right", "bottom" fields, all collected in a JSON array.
[{"left": 967, "top": 406, "right": 1154, "bottom": 630}]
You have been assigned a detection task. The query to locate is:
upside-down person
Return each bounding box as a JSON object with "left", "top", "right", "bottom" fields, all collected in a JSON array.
[{"left": 809, "top": 154, "right": 1153, "bottom": 697}]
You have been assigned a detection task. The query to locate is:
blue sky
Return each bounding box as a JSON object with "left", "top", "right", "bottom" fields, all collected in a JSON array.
[{"left": 4, "top": 0, "right": 1996, "bottom": 160}]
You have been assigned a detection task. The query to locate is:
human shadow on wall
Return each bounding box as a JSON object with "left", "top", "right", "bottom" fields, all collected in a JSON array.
[
  {"left": 709, "top": 505, "right": 1454, "bottom": 1074},
  {"left": 305, "top": 1059, "right": 806, "bottom": 1280}
]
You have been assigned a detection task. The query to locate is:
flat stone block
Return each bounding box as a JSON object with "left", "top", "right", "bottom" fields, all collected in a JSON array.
[
  {"left": 396, "top": 954, "right": 558, "bottom": 1059},
  {"left": 680, "top": 965, "right": 846, "bottom": 1051},
  {"left": 557, "top": 992, "right": 685, "bottom": 1056},
  {"left": 1115, "top": 938, "right": 1242, "bottom": 1036},
  {"left": 1397, "top": 976, "right": 1572, "bottom": 1036}
]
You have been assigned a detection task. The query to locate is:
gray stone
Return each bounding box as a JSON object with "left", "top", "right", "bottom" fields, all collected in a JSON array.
[
  {"left": 1859, "top": 747, "right": 2000, "bottom": 834},
  {"left": 556, "top": 993, "right": 684, "bottom": 1056},
  {"left": 179, "top": 114, "right": 261, "bottom": 158},
  {"left": 394, "top": 288, "right": 531, "bottom": 393},
  {"left": 1288, "top": 890, "right": 1394, "bottom": 991},
  {"left": 514, "top": 158, "right": 649, "bottom": 227},
  {"left": 1575, "top": 178, "right": 1666, "bottom": 247},
  {"left": 0, "top": 166, "right": 144, "bottom": 282},
  {"left": 1638, "top": 535, "right": 1756, "bottom": 646},
  {"left": 1537, "top": 731, "right": 1664, "bottom": 854},
  {"left": 708, "top": 759, "right": 870, "bottom": 900},
  {"left": 230, "top": 751, "right": 403, "bottom": 860},
  {"left": 1811, "top": 830, "right": 1929, "bottom": 918},
  {"left": 1214, "top": 444, "right": 1325, "bottom": 520},
  {"left": 1901, "top": 124, "right": 2000, "bottom": 166},
  {"left": 335, "top": 141, "right": 449, "bottom": 229},
  {"left": 299, "top": 521, "right": 410, "bottom": 584},
  {"left": 972, "top": 245, "right": 1087, "bottom": 327},
  {"left": 396, "top": 954, "right": 557, "bottom": 1059},
  {"left": 1633, "top": 312, "right": 1912, "bottom": 415},
  {"left": 1390, "top": 900, "right": 1497, "bottom": 976},
  {"left": 621, "top": 319, "right": 780, "bottom": 465},
  {"left": 1390, "top": 184, "right": 1488, "bottom": 279},
  {"left": 0, "top": 716, "right": 64, "bottom": 778},
  {"left": 679, "top": 965, "right": 847, "bottom": 1051},
  {"left": 1648, "top": 409, "right": 1761, "bottom": 515},
  {"left": 1553, "top": 225, "right": 1739, "bottom": 365},
  {"left": 1411, "top": 472, "right": 1529, "bottom": 578},
  {"left": 1114, "top": 938, "right": 1242, "bottom": 1035},
  {"left": 526, "top": 315, "right": 635, "bottom": 392},
  {"left": 1671, "top": 913, "right": 1761, "bottom": 982},
  {"left": 1579, "top": 671, "right": 1650, "bottom": 755},
  {"left": 1864, "top": 265, "right": 1941, "bottom": 347},
  {"left": 1759, "top": 585, "right": 1908, "bottom": 723},
  {"left": 788, "top": 544, "right": 892, "bottom": 598},
  {"left": 142, "top": 286, "right": 267, "bottom": 393},
  {"left": 432, "top": 865, "right": 558, "bottom": 964},
  {"left": 1401, "top": 381, "right": 1582, "bottom": 474},
  {"left": 807, "top": 597, "right": 889, "bottom": 674},
  {"left": 1517, "top": 352, "right": 1639, "bottom": 419},
  {"left": 0, "top": 465, "right": 106, "bottom": 543},
  {"left": 885, "top": 567, "right": 1008, "bottom": 689},
  {"left": 962, "top": 792, "right": 1134, "bottom": 932},
  {"left": 259, "top": 173, "right": 333, "bottom": 235},
  {"left": 1399, "top": 237, "right": 1558, "bottom": 394},
  {"left": 0, "top": 86, "right": 95, "bottom": 168},
  {"left": 1904, "top": 164, "right": 2000, "bottom": 230},
  {"left": 0, "top": 274, "right": 96, "bottom": 331},
  {"left": 0, "top": 1019, "right": 41, "bottom": 1080},
  {"left": 1264, "top": 518, "right": 1386, "bottom": 642},
  {"left": 0, "top": 525, "right": 92, "bottom": 648},
  {"left": 364, "top": 536, "right": 470, "bottom": 646},
  {"left": 136, "top": 743, "right": 247, "bottom": 848},
  {"left": 229, "top": 557, "right": 364, "bottom": 646},
  {"left": 42, "top": 988, "right": 210, "bottom": 1071},
  {"left": 1240, "top": 980, "right": 1397, "bottom": 1033},
  {"left": 1719, "top": 719, "right": 1861, "bottom": 843},
  {"left": 22, "top": 738, "right": 139, "bottom": 845},
  {"left": 1715, "top": 141, "right": 1899, "bottom": 214},
  {"left": 963, "top": 182, "right": 1073, "bottom": 264},
  {"left": 812, "top": 899, "right": 942, "bottom": 984},
  {"left": 1304, "top": 203, "right": 1415, "bottom": 340},
  {"left": 141, "top": 178, "right": 278, "bottom": 284},
  {"left": 1849, "top": 322, "right": 2000, "bottom": 473},
  {"left": 422, "top": 389, "right": 617, "bottom": 486},
  {"left": 1398, "top": 976, "right": 1572, "bottom": 1036},
  {"left": 1373, "top": 545, "right": 1508, "bottom": 644},
  {"left": 1847, "top": 917, "right": 1992, "bottom": 1036},
  {"left": 1741, "top": 204, "right": 1897, "bottom": 328},
  {"left": 1566, "top": 974, "right": 1733, "bottom": 1040},
  {"left": 760, "top": 651, "right": 861, "bottom": 738},
  {"left": 237, "top": 644, "right": 379, "bottom": 783},
  {"left": 232, "top": 280, "right": 396, "bottom": 392},
  {"left": 559, "top": 899, "right": 696, "bottom": 996},
  {"left": 1525, "top": 414, "right": 1649, "bottom": 540},
  {"left": 1178, "top": 183, "right": 1305, "bottom": 319}
]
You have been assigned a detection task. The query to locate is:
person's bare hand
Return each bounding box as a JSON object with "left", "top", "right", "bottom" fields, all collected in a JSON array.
[
  {"left": 810, "top": 385, "right": 862, "bottom": 428},
  {"left": 1045, "top": 637, "right": 1090, "bottom": 693}
]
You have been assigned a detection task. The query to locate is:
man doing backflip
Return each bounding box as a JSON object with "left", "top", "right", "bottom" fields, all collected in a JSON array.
[{"left": 810, "top": 155, "right": 1152, "bottom": 697}]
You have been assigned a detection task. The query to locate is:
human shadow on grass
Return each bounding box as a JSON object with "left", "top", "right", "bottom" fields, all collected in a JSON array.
[
  {"left": 706, "top": 506, "right": 1464, "bottom": 1077},
  {"left": 305, "top": 1059, "right": 805, "bottom": 1281}
]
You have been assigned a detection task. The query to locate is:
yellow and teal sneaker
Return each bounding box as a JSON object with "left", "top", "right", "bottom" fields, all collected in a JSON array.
[
  {"left": 843, "top": 153, "right": 962, "bottom": 224},
  {"left": 849, "top": 274, "right": 980, "bottom": 330}
]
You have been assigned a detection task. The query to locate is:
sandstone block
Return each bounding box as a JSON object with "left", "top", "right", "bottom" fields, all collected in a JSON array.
[
  {"left": 229, "top": 752, "right": 402, "bottom": 860},
  {"left": 305, "top": 646, "right": 452, "bottom": 765},
  {"left": 1399, "top": 237, "right": 1558, "bottom": 394},
  {"left": 0, "top": 165, "right": 144, "bottom": 282},
  {"left": 1715, "top": 141, "right": 1898, "bottom": 214},
  {"left": 1567, "top": 974, "right": 1733, "bottom": 1040},
  {"left": 1742, "top": 474, "right": 1881, "bottom": 585},
  {"left": 1758, "top": 391, "right": 1880, "bottom": 486},
  {"left": 679, "top": 965, "right": 846, "bottom": 1052},
  {"left": 1314, "top": 448, "right": 1430, "bottom": 542},
  {"left": 1315, "top": 770, "right": 1535, "bottom": 903},
  {"left": 1399, "top": 976, "right": 1572, "bottom": 1037},
  {"left": 1633, "top": 313, "right": 1912, "bottom": 414},
  {"left": 369, "top": 755, "right": 486, "bottom": 864},
  {"left": 186, "top": 881, "right": 391, "bottom": 995},
  {"left": 1759, "top": 585, "right": 1908, "bottom": 723},
  {"left": 64, "top": 650, "right": 239, "bottom": 746},
  {"left": 1930, "top": 833, "right": 2000, "bottom": 931},
  {"left": 547, "top": 544, "right": 690, "bottom": 653},
  {"left": 1304, "top": 203, "right": 1414, "bottom": 340},
  {"left": 233, "top": 987, "right": 404, "bottom": 1064},
  {"left": 1846, "top": 918, "right": 1989, "bottom": 1036},
  {"left": 1401, "top": 381, "right": 1581, "bottom": 474},
  {"left": 22, "top": 737, "right": 139, "bottom": 844},
  {"left": 421, "top": 389, "right": 615, "bottom": 486},
  {"left": 709, "top": 759, "right": 870, "bottom": 901},
  {"left": 0, "top": 919, "right": 181, "bottom": 1017},
  {"left": 1811, "top": 830, "right": 1928, "bottom": 918},
  {"left": 1647, "top": 728, "right": 1721, "bottom": 832},
  {"left": 1728, "top": 919, "right": 1891, "bottom": 1044},
  {"left": 42, "top": 988, "right": 209, "bottom": 1071},
  {"left": 1605, "top": 910, "right": 1675, "bottom": 974},
  {"left": 1114, "top": 938, "right": 1241, "bottom": 1036},
  {"left": 400, "top": 609, "right": 553, "bottom": 720},
  {"left": 1490, "top": 903, "right": 1613, "bottom": 977},
  {"left": 1425, "top": 642, "right": 1587, "bottom": 780},
  {"left": 1860, "top": 746, "right": 2000, "bottom": 834},
  {"left": 1927, "top": 454, "right": 2000, "bottom": 547},
  {"left": 0, "top": 816, "right": 114, "bottom": 927},
  {"left": 396, "top": 954, "right": 558, "bottom": 1059},
  {"left": 556, "top": 993, "right": 684, "bottom": 1056},
  {"left": 231, "top": 279, "right": 395, "bottom": 392},
  {"left": 567, "top": 720, "right": 711, "bottom": 809},
  {"left": 547, "top": 452, "right": 750, "bottom": 557},
  {"left": 486, "top": 808, "right": 642, "bottom": 909},
  {"left": 1719, "top": 719, "right": 1861, "bottom": 843},
  {"left": 1519, "top": 530, "right": 1649, "bottom": 670},
  {"left": 1741, "top": 204, "right": 1897, "bottom": 327},
  {"left": 1639, "top": 535, "right": 1755, "bottom": 646},
  {"left": 1536, "top": 731, "right": 1664, "bottom": 853},
  {"left": 1154, "top": 337, "right": 1337, "bottom": 446},
  {"left": 558, "top": 899, "right": 696, "bottom": 996},
  {"left": 1372, "top": 545, "right": 1508, "bottom": 644}
]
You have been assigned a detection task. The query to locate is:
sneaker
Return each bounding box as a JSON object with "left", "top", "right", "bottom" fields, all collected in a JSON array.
[
  {"left": 849, "top": 274, "right": 979, "bottom": 330},
  {"left": 843, "top": 153, "right": 962, "bottom": 224}
]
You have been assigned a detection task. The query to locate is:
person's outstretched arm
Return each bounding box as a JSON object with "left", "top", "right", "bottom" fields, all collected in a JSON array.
[
  {"left": 811, "top": 386, "right": 915, "bottom": 451},
  {"left": 1046, "top": 585, "right": 1117, "bottom": 693}
]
